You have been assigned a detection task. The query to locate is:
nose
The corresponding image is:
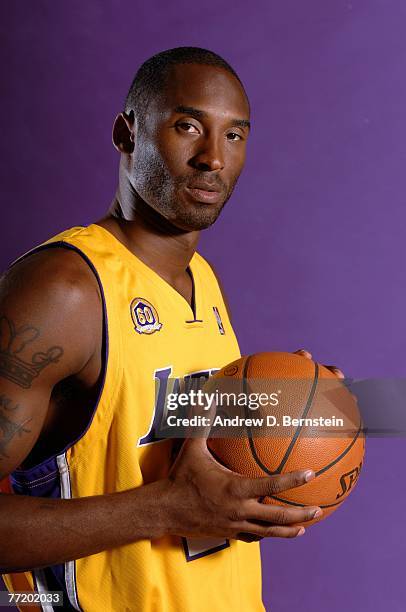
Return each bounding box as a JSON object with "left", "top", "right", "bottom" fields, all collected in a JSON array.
[{"left": 189, "top": 134, "right": 224, "bottom": 172}]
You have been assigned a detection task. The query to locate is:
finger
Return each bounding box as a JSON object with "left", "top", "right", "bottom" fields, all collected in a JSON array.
[
  {"left": 239, "top": 469, "right": 315, "bottom": 498},
  {"left": 324, "top": 365, "right": 345, "bottom": 379},
  {"left": 236, "top": 523, "right": 306, "bottom": 539},
  {"left": 294, "top": 349, "right": 312, "bottom": 360},
  {"left": 243, "top": 500, "right": 322, "bottom": 525}
]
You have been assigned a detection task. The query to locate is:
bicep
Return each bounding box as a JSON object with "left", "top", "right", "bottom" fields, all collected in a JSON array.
[
  {"left": 0, "top": 376, "right": 52, "bottom": 479},
  {"left": 0, "top": 250, "right": 100, "bottom": 478}
]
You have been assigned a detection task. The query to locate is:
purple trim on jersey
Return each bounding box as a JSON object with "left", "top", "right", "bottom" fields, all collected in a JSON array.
[
  {"left": 181, "top": 537, "right": 230, "bottom": 562},
  {"left": 11, "top": 456, "right": 78, "bottom": 610},
  {"left": 10, "top": 455, "right": 60, "bottom": 497},
  {"left": 7, "top": 240, "right": 109, "bottom": 473}
]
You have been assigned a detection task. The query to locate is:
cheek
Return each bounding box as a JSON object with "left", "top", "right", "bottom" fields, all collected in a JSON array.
[
  {"left": 224, "top": 146, "right": 246, "bottom": 183},
  {"left": 229, "top": 142, "right": 247, "bottom": 166},
  {"left": 155, "top": 132, "right": 191, "bottom": 173},
  {"left": 131, "top": 144, "right": 163, "bottom": 195},
  {"left": 132, "top": 140, "right": 167, "bottom": 184}
]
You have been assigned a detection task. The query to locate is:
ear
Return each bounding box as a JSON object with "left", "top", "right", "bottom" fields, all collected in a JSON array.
[{"left": 112, "top": 110, "right": 136, "bottom": 154}]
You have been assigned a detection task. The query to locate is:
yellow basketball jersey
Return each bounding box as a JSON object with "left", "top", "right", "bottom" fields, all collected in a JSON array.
[{"left": 3, "top": 223, "right": 264, "bottom": 612}]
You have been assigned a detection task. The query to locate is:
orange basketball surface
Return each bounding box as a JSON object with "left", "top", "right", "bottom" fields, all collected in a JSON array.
[{"left": 207, "top": 352, "right": 365, "bottom": 525}]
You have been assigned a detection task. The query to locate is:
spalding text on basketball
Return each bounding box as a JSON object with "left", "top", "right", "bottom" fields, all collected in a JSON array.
[{"left": 336, "top": 461, "right": 363, "bottom": 499}]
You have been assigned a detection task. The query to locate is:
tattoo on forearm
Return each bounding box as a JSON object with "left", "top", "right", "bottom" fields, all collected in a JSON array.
[
  {"left": 0, "top": 316, "right": 63, "bottom": 388},
  {"left": 0, "top": 394, "right": 32, "bottom": 460}
]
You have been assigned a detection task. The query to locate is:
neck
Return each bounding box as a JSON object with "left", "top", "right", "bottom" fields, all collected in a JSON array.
[{"left": 97, "top": 184, "right": 200, "bottom": 284}]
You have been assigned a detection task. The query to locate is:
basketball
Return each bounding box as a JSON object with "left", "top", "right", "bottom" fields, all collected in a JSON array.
[{"left": 206, "top": 352, "right": 365, "bottom": 525}]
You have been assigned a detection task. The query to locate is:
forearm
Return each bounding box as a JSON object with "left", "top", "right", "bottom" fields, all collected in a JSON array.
[{"left": 0, "top": 479, "right": 171, "bottom": 572}]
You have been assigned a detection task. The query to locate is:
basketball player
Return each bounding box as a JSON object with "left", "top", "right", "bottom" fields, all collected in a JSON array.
[{"left": 0, "top": 47, "right": 343, "bottom": 611}]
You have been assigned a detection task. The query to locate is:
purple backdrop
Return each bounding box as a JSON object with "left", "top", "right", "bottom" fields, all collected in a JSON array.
[{"left": 1, "top": 1, "right": 405, "bottom": 611}]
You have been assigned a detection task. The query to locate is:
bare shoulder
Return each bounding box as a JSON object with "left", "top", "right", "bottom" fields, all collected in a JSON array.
[
  {"left": 1, "top": 246, "right": 101, "bottom": 301},
  {"left": 0, "top": 246, "right": 102, "bottom": 376}
]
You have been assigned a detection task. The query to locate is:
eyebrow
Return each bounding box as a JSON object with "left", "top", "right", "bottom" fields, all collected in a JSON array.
[{"left": 173, "top": 105, "right": 251, "bottom": 129}]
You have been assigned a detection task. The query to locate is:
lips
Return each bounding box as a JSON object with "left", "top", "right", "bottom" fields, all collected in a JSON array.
[
  {"left": 188, "top": 182, "right": 220, "bottom": 192},
  {"left": 185, "top": 182, "right": 223, "bottom": 204}
]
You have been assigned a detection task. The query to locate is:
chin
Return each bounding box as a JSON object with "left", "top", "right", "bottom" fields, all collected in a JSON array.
[
  {"left": 148, "top": 194, "right": 228, "bottom": 233},
  {"left": 172, "top": 200, "right": 226, "bottom": 231},
  {"left": 173, "top": 211, "right": 222, "bottom": 232},
  {"left": 169, "top": 218, "right": 214, "bottom": 232}
]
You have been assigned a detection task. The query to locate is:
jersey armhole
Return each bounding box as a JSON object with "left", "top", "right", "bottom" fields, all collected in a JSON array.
[{"left": 8, "top": 241, "right": 109, "bottom": 480}]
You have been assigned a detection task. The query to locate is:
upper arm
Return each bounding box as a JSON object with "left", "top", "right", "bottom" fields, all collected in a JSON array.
[{"left": 0, "top": 248, "right": 101, "bottom": 479}]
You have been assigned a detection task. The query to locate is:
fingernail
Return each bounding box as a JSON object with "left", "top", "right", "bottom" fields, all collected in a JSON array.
[
  {"left": 304, "top": 470, "right": 315, "bottom": 482},
  {"left": 313, "top": 508, "right": 322, "bottom": 518},
  {"left": 297, "top": 527, "right": 305, "bottom": 536}
]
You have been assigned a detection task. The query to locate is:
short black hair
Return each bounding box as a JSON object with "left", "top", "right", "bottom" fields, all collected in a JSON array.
[{"left": 124, "top": 46, "right": 248, "bottom": 124}]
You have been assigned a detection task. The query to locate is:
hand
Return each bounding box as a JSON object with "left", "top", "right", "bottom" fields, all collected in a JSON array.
[
  {"left": 294, "top": 348, "right": 344, "bottom": 379},
  {"left": 163, "top": 435, "right": 322, "bottom": 542}
]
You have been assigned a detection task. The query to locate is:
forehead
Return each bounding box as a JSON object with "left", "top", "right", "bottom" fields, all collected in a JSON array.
[{"left": 156, "top": 63, "right": 249, "bottom": 117}]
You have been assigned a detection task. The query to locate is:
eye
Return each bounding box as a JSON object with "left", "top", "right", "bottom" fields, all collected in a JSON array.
[
  {"left": 177, "top": 122, "right": 200, "bottom": 134},
  {"left": 227, "top": 132, "right": 243, "bottom": 141}
]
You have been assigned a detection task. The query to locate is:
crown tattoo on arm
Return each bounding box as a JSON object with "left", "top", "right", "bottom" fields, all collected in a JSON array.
[{"left": 0, "top": 316, "right": 64, "bottom": 389}]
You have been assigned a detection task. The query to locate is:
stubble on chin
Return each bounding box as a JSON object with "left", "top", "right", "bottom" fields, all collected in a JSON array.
[{"left": 133, "top": 153, "right": 238, "bottom": 231}]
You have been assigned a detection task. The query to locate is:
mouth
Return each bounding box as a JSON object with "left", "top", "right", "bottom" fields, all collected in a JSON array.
[{"left": 185, "top": 183, "right": 223, "bottom": 204}]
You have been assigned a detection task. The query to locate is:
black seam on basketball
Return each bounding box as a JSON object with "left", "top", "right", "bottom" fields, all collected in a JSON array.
[
  {"left": 244, "top": 360, "right": 319, "bottom": 475},
  {"left": 243, "top": 356, "right": 272, "bottom": 471},
  {"left": 275, "top": 361, "right": 319, "bottom": 473},
  {"left": 315, "top": 420, "right": 363, "bottom": 477},
  {"left": 264, "top": 420, "right": 363, "bottom": 508},
  {"left": 265, "top": 494, "right": 344, "bottom": 509}
]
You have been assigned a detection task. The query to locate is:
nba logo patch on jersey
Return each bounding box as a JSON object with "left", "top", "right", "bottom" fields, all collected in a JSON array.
[
  {"left": 213, "top": 306, "right": 225, "bottom": 335},
  {"left": 130, "top": 298, "right": 163, "bottom": 335}
]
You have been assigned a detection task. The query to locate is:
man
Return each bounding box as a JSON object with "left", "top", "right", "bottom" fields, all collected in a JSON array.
[{"left": 0, "top": 47, "right": 341, "bottom": 611}]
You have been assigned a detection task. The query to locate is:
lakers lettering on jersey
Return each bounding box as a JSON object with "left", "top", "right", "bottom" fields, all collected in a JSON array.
[{"left": 2, "top": 224, "right": 264, "bottom": 612}]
